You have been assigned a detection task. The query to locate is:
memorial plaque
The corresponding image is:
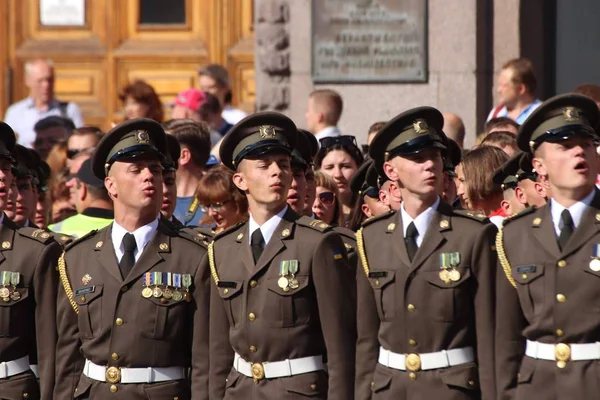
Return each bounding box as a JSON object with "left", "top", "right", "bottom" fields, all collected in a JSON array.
[{"left": 312, "top": 0, "right": 428, "bottom": 83}]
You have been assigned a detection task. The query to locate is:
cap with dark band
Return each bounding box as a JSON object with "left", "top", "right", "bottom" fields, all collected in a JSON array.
[
  {"left": 443, "top": 136, "right": 462, "bottom": 177},
  {"left": 369, "top": 106, "right": 446, "bottom": 176},
  {"left": 517, "top": 152, "right": 537, "bottom": 182},
  {"left": 164, "top": 134, "right": 181, "bottom": 172},
  {"left": 0, "top": 122, "right": 16, "bottom": 163},
  {"left": 366, "top": 161, "right": 388, "bottom": 190},
  {"left": 219, "top": 111, "right": 297, "bottom": 170},
  {"left": 292, "top": 129, "right": 318, "bottom": 168},
  {"left": 492, "top": 152, "right": 523, "bottom": 191},
  {"left": 28, "top": 149, "right": 50, "bottom": 189},
  {"left": 350, "top": 159, "right": 378, "bottom": 198},
  {"left": 517, "top": 93, "right": 600, "bottom": 153},
  {"left": 92, "top": 118, "right": 167, "bottom": 179},
  {"left": 12, "top": 145, "right": 35, "bottom": 179},
  {"left": 77, "top": 158, "right": 105, "bottom": 188}
]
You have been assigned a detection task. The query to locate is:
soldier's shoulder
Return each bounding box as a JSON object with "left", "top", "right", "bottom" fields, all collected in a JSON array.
[
  {"left": 213, "top": 221, "right": 246, "bottom": 242},
  {"left": 49, "top": 232, "right": 75, "bottom": 247},
  {"left": 333, "top": 226, "right": 356, "bottom": 252},
  {"left": 360, "top": 210, "right": 396, "bottom": 230},
  {"left": 295, "top": 216, "right": 333, "bottom": 233},
  {"left": 64, "top": 228, "right": 102, "bottom": 252},
  {"left": 451, "top": 210, "right": 490, "bottom": 224},
  {"left": 178, "top": 226, "right": 213, "bottom": 249},
  {"left": 16, "top": 227, "right": 56, "bottom": 245},
  {"left": 502, "top": 206, "right": 537, "bottom": 228}
]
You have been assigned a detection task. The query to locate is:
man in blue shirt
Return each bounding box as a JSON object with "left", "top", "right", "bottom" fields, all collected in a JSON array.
[{"left": 4, "top": 59, "right": 84, "bottom": 148}]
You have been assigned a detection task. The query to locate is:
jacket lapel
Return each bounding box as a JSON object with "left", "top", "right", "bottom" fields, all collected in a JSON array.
[
  {"left": 386, "top": 212, "right": 410, "bottom": 268},
  {"left": 252, "top": 208, "right": 296, "bottom": 277},
  {"left": 235, "top": 224, "right": 255, "bottom": 274},
  {"left": 94, "top": 225, "right": 124, "bottom": 283},
  {"left": 0, "top": 216, "right": 17, "bottom": 266},
  {"left": 531, "top": 206, "right": 561, "bottom": 258},
  {"left": 561, "top": 190, "right": 600, "bottom": 258},
  {"left": 409, "top": 201, "right": 450, "bottom": 271}
]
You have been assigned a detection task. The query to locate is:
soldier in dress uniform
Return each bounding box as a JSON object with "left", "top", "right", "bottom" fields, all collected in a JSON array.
[
  {"left": 0, "top": 122, "right": 62, "bottom": 400},
  {"left": 355, "top": 107, "right": 497, "bottom": 399},
  {"left": 161, "top": 134, "right": 183, "bottom": 226},
  {"left": 54, "top": 118, "right": 210, "bottom": 400},
  {"left": 495, "top": 94, "right": 600, "bottom": 400},
  {"left": 493, "top": 152, "right": 528, "bottom": 216},
  {"left": 208, "top": 112, "right": 355, "bottom": 399}
]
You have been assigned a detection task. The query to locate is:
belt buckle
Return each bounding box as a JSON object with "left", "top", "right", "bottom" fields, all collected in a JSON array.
[
  {"left": 251, "top": 363, "right": 265, "bottom": 383},
  {"left": 106, "top": 366, "right": 121, "bottom": 384},
  {"left": 405, "top": 353, "right": 421, "bottom": 372},
  {"left": 555, "top": 343, "right": 571, "bottom": 369}
]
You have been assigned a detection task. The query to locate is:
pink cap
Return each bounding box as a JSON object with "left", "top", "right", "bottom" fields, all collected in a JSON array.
[{"left": 173, "top": 89, "right": 207, "bottom": 111}]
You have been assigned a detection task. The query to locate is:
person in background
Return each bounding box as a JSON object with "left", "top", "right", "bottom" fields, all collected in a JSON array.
[
  {"left": 363, "top": 121, "right": 386, "bottom": 154},
  {"left": 487, "top": 57, "right": 542, "bottom": 124},
  {"left": 286, "top": 129, "right": 317, "bottom": 215},
  {"left": 10, "top": 145, "right": 38, "bottom": 227},
  {"left": 457, "top": 145, "right": 509, "bottom": 228},
  {"left": 348, "top": 160, "right": 390, "bottom": 230},
  {"left": 30, "top": 150, "right": 52, "bottom": 229},
  {"left": 170, "top": 89, "right": 229, "bottom": 145},
  {"left": 573, "top": 83, "right": 600, "bottom": 108},
  {"left": 442, "top": 137, "right": 462, "bottom": 207},
  {"left": 64, "top": 151, "right": 92, "bottom": 209},
  {"left": 484, "top": 116, "right": 520, "bottom": 136},
  {"left": 304, "top": 167, "right": 317, "bottom": 217},
  {"left": 33, "top": 116, "right": 75, "bottom": 160},
  {"left": 168, "top": 120, "right": 212, "bottom": 226},
  {"left": 66, "top": 126, "right": 102, "bottom": 164},
  {"left": 493, "top": 152, "right": 528, "bottom": 216},
  {"left": 517, "top": 151, "right": 549, "bottom": 206},
  {"left": 50, "top": 170, "right": 76, "bottom": 224},
  {"left": 442, "top": 112, "right": 466, "bottom": 148},
  {"left": 198, "top": 64, "right": 247, "bottom": 124},
  {"left": 119, "top": 79, "right": 164, "bottom": 122},
  {"left": 306, "top": 89, "right": 344, "bottom": 142},
  {"left": 312, "top": 171, "right": 344, "bottom": 226},
  {"left": 197, "top": 165, "right": 248, "bottom": 232},
  {"left": 161, "top": 134, "right": 181, "bottom": 225},
  {"left": 4, "top": 58, "right": 84, "bottom": 148},
  {"left": 315, "top": 135, "right": 363, "bottom": 226},
  {"left": 481, "top": 130, "right": 519, "bottom": 157},
  {"left": 48, "top": 158, "right": 113, "bottom": 238}
]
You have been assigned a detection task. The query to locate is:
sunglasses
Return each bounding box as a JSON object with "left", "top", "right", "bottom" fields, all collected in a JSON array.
[
  {"left": 319, "top": 135, "right": 359, "bottom": 150},
  {"left": 200, "top": 200, "right": 232, "bottom": 213},
  {"left": 317, "top": 192, "right": 335, "bottom": 205},
  {"left": 67, "top": 148, "right": 92, "bottom": 160}
]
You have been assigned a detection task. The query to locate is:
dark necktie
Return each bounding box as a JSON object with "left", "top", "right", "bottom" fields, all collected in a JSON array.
[
  {"left": 557, "top": 209, "right": 574, "bottom": 251},
  {"left": 405, "top": 222, "right": 419, "bottom": 262},
  {"left": 251, "top": 229, "right": 265, "bottom": 264},
  {"left": 120, "top": 233, "right": 137, "bottom": 279}
]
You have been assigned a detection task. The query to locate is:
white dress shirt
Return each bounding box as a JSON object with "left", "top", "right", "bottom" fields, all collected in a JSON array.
[
  {"left": 400, "top": 196, "right": 441, "bottom": 247},
  {"left": 222, "top": 105, "right": 247, "bottom": 125},
  {"left": 315, "top": 126, "right": 342, "bottom": 144},
  {"left": 550, "top": 189, "right": 595, "bottom": 236},
  {"left": 111, "top": 217, "right": 159, "bottom": 263},
  {"left": 248, "top": 206, "right": 288, "bottom": 246}
]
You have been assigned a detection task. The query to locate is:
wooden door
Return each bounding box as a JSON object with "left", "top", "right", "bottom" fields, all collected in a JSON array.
[{"left": 2, "top": 0, "right": 255, "bottom": 130}]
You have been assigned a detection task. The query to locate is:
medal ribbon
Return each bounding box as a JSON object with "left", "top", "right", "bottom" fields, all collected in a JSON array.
[
  {"left": 10, "top": 272, "right": 19, "bottom": 287},
  {"left": 182, "top": 274, "right": 192, "bottom": 290},
  {"left": 154, "top": 271, "right": 163, "bottom": 286},
  {"left": 450, "top": 252, "right": 461, "bottom": 267},
  {"left": 289, "top": 260, "right": 299, "bottom": 275},
  {"left": 1, "top": 271, "right": 10, "bottom": 286},
  {"left": 594, "top": 244, "right": 600, "bottom": 258},
  {"left": 144, "top": 272, "right": 151, "bottom": 287},
  {"left": 280, "top": 260, "right": 289, "bottom": 276},
  {"left": 173, "top": 273, "right": 181, "bottom": 289},
  {"left": 439, "top": 254, "right": 449, "bottom": 269}
]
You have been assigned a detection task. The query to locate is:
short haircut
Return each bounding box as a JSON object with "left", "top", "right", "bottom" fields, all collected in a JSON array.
[
  {"left": 198, "top": 92, "right": 223, "bottom": 115},
  {"left": 197, "top": 64, "right": 230, "bottom": 88},
  {"left": 503, "top": 58, "right": 537, "bottom": 94},
  {"left": 484, "top": 117, "right": 519, "bottom": 134},
  {"left": 34, "top": 116, "right": 75, "bottom": 134},
  {"left": 167, "top": 120, "right": 211, "bottom": 167},
  {"left": 119, "top": 80, "right": 164, "bottom": 122},
  {"left": 77, "top": 180, "right": 110, "bottom": 202},
  {"left": 461, "top": 145, "right": 508, "bottom": 205},
  {"left": 25, "top": 59, "right": 54, "bottom": 75},
  {"left": 573, "top": 84, "right": 600, "bottom": 104},
  {"left": 368, "top": 121, "right": 387, "bottom": 136},
  {"left": 309, "top": 89, "right": 343, "bottom": 126},
  {"left": 480, "top": 130, "right": 517, "bottom": 150},
  {"left": 70, "top": 126, "right": 103, "bottom": 143},
  {"left": 196, "top": 164, "right": 248, "bottom": 215}
]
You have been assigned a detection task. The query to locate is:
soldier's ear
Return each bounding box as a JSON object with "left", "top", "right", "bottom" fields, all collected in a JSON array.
[
  {"left": 500, "top": 199, "right": 511, "bottom": 215},
  {"left": 232, "top": 171, "right": 247, "bottom": 192},
  {"left": 360, "top": 202, "right": 373, "bottom": 218},
  {"left": 514, "top": 186, "right": 527, "bottom": 205},
  {"left": 104, "top": 176, "right": 118, "bottom": 198},
  {"left": 531, "top": 156, "right": 547, "bottom": 179},
  {"left": 383, "top": 160, "right": 398, "bottom": 182}
]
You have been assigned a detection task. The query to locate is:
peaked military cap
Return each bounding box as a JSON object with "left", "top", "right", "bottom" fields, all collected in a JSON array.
[
  {"left": 492, "top": 152, "right": 522, "bottom": 190},
  {"left": 365, "top": 160, "right": 388, "bottom": 190},
  {"left": 77, "top": 158, "right": 105, "bottom": 188},
  {"left": 219, "top": 111, "right": 297, "bottom": 170},
  {"left": 12, "top": 145, "right": 35, "bottom": 179},
  {"left": 443, "top": 136, "right": 462, "bottom": 177},
  {"left": 0, "top": 122, "right": 16, "bottom": 163},
  {"left": 517, "top": 93, "right": 599, "bottom": 153},
  {"left": 350, "top": 159, "right": 378, "bottom": 198},
  {"left": 92, "top": 118, "right": 167, "bottom": 179},
  {"left": 164, "top": 134, "right": 181, "bottom": 172},
  {"left": 291, "top": 129, "right": 316, "bottom": 168},
  {"left": 517, "top": 152, "right": 537, "bottom": 181},
  {"left": 369, "top": 106, "right": 446, "bottom": 175},
  {"left": 28, "top": 149, "right": 51, "bottom": 190}
]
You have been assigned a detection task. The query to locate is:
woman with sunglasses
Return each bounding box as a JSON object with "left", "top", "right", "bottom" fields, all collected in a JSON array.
[
  {"left": 315, "top": 135, "right": 364, "bottom": 227},
  {"left": 197, "top": 165, "right": 248, "bottom": 232}
]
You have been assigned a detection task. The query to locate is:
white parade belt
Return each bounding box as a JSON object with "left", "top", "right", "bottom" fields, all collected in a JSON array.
[
  {"left": 526, "top": 340, "right": 600, "bottom": 366},
  {"left": 378, "top": 346, "right": 475, "bottom": 371},
  {"left": 83, "top": 359, "right": 186, "bottom": 384},
  {"left": 233, "top": 353, "right": 324, "bottom": 382},
  {"left": 0, "top": 356, "right": 31, "bottom": 379}
]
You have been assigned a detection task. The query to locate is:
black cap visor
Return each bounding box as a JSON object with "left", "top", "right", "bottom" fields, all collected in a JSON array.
[
  {"left": 531, "top": 124, "right": 598, "bottom": 151},
  {"left": 106, "top": 145, "right": 165, "bottom": 174},
  {"left": 387, "top": 134, "right": 447, "bottom": 159},
  {"left": 234, "top": 140, "right": 292, "bottom": 166}
]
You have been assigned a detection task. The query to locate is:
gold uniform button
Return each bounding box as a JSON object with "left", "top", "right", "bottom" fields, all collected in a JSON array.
[
  {"left": 407, "top": 304, "right": 416, "bottom": 312},
  {"left": 111, "top": 353, "right": 119, "bottom": 361},
  {"left": 115, "top": 318, "right": 124, "bottom": 326},
  {"left": 371, "top": 381, "right": 374, "bottom": 388},
  {"left": 521, "top": 274, "right": 528, "bottom": 280},
  {"left": 409, "top": 372, "right": 417, "bottom": 381},
  {"left": 23, "top": 394, "right": 29, "bottom": 398},
  {"left": 248, "top": 313, "right": 256, "bottom": 321},
  {"left": 558, "top": 260, "right": 567, "bottom": 268},
  {"left": 409, "top": 339, "right": 417, "bottom": 346},
  {"left": 174, "top": 397, "right": 179, "bottom": 400},
  {"left": 121, "top": 286, "right": 128, "bottom": 293},
  {"left": 556, "top": 329, "right": 564, "bottom": 337},
  {"left": 250, "top": 280, "right": 258, "bottom": 288},
  {"left": 110, "top": 385, "right": 117, "bottom": 393},
  {"left": 223, "top": 288, "right": 229, "bottom": 295},
  {"left": 249, "top": 345, "right": 257, "bottom": 352},
  {"left": 310, "top": 384, "right": 317, "bottom": 390},
  {"left": 556, "top": 294, "right": 566, "bottom": 303},
  {"left": 374, "top": 280, "right": 380, "bottom": 287},
  {"left": 468, "top": 380, "right": 476, "bottom": 387}
]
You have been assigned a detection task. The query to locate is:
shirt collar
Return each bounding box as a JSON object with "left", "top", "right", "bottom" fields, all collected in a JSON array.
[
  {"left": 400, "top": 196, "right": 440, "bottom": 246},
  {"left": 315, "top": 126, "right": 341, "bottom": 142},
  {"left": 248, "top": 205, "right": 288, "bottom": 246},
  {"left": 112, "top": 216, "right": 160, "bottom": 255},
  {"left": 25, "top": 97, "right": 59, "bottom": 109},
  {"left": 550, "top": 189, "right": 595, "bottom": 235}
]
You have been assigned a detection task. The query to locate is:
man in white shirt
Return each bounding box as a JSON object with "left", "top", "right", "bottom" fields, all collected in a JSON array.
[
  {"left": 4, "top": 59, "right": 84, "bottom": 148},
  {"left": 305, "top": 89, "right": 344, "bottom": 143}
]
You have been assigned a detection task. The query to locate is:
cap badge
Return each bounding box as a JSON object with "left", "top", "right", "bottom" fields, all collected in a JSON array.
[
  {"left": 563, "top": 107, "right": 580, "bottom": 122},
  {"left": 413, "top": 119, "right": 429, "bottom": 134},
  {"left": 259, "top": 125, "right": 277, "bottom": 139},
  {"left": 136, "top": 130, "right": 150, "bottom": 144}
]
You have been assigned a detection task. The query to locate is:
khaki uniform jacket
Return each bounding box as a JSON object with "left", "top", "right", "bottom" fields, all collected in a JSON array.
[
  {"left": 355, "top": 201, "right": 497, "bottom": 400},
  {"left": 54, "top": 219, "right": 211, "bottom": 400},
  {"left": 496, "top": 190, "right": 600, "bottom": 400},
  {"left": 208, "top": 208, "right": 356, "bottom": 400},
  {"left": 0, "top": 216, "right": 61, "bottom": 400}
]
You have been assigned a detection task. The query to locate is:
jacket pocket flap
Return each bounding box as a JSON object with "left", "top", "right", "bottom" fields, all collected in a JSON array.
[
  {"left": 285, "top": 371, "right": 326, "bottom": 396},
  {"left": 74, "top": 374, "right": 93, "bottom": 398},
  {"left": 517, "top": 357, "right": 536, "bottom": 383},
  {"left": 512, "top": 265, "right": 544, "bottom": 285},
  {"left": 267, "top": 275, "right": 310, "bottom": 296},
  {"left": 218, "top": 281, "right": 244, "bottom": 299},
  {"left": 143, "top": 294, "right": 187, "bottom": 307},
  {"left": 369, "top": 270, "right": 395, "bottom": 290},
  {"left": 439, "top": 363, "right": 479, "bottom": 390},
  {"left": 225, "top": 369, "right": 242, "bottom": 389},
  {"left": 0, "top": 287, "right": 29, "bottom": 307},
  {"left": 371, "top": 366, "right": 392, "bottom": 393},
  {"left": 424, "top": 267, "right": 472, "bottom": 288},
  {"left": 74, "top": 284, "right": 103, "bottom": 305},
  {"left": 144, "top": 379, "right": 190, "bottom": 399}
]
